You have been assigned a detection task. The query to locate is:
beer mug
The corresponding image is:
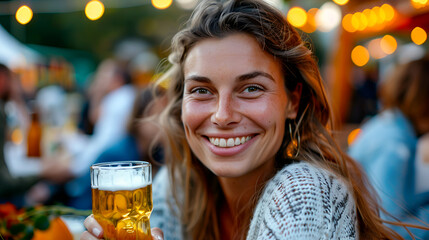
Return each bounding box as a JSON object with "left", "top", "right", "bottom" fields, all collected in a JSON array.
[{"left": 91, "top": 161, "right": 152, "bottom": 240}]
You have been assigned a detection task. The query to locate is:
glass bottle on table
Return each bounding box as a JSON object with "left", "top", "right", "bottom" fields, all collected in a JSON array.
[{"left": 27, "top": 110, "right": 42, "bottom": 158}]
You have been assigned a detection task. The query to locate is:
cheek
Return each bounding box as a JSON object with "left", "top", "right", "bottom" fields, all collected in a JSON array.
[
  {"left": 241, "top": 97, "right": 288, "bottom": 128},
  {"left": 181, "top": 100, "right": 211, "bottom": 131}
]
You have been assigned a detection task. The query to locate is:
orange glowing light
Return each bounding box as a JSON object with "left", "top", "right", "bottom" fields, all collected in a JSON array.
[
  {"left": 380, "top": 35, "right": 397, "bottom": 55},
  {"left": 411, "top": 27, "right": 427, "bottom": 45},
  {"left": 342, "top": 14, "right": 356, "bottom": 32},
  {"left": 351, "top": 45, "right": 370, "bottom": 67},
  {"left": 287, "top": 7, "right": 308, "bottom": 28},
  {"left": 347, "top": 128, "right": 361, "bottom": 146}
]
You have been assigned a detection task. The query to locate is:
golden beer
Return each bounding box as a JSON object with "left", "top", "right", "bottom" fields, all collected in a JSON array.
[{"left": 91, "top": 161, "right": 152, "bottom": 240}]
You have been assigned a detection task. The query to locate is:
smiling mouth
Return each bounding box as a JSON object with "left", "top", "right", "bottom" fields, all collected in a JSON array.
[{"left": 208, "top": 136, "right": 253, "bottom": 148}]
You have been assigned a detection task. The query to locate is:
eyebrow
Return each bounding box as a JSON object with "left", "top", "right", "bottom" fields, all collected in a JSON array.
[
  {"left": 185, "top": 71, "right": 275, "bottom": 83},
  {"left": 237, "top": 71, "right": 275, "bottom": 82},
  {"left": 184, "top": 75, "right": 211, "bottom": 83}
]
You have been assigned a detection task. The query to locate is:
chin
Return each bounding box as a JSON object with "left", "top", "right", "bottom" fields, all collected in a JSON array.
[{"left": 206, "top": 163, "right": 247, "bottom": 178}]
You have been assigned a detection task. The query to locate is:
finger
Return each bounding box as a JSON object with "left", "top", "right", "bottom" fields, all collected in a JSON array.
[
  {"left": 80, "top": 231, "right": 102, "bottom": 240},
  {"left": 83, "top": 214, "right": 103, "bottom": 238},
  {"left": 151, "top": 227, "right": 164, "bottom": 240}
]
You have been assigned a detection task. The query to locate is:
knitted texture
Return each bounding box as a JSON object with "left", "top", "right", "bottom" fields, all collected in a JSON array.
[
  {"left": 151, "top": 162, "right": 358, "bottom": 240},
  {"left": 247, "top": 162, "right": 358, "bottom": 240}
]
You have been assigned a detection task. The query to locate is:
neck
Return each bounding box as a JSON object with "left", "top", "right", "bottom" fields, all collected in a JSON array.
[{"left": 219, "top": 160, "right": 275, "bottom": 222}]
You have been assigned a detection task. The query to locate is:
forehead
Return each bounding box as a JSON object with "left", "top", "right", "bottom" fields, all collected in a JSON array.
[{"left": 183, "top": 33, "right": 283, "bottom": 79}]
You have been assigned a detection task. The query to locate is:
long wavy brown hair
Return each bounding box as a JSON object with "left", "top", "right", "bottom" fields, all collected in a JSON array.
[{"left": 154, "top": 0, "right": 418, "bottom": 239}]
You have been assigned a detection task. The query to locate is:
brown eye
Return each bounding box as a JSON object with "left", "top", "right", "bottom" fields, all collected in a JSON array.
[
  {"left": 192, "top": 88, "right": 210, "bottom": 94},
  {"left": 244, "top": 85, "right": 262, "bottom": 93}
]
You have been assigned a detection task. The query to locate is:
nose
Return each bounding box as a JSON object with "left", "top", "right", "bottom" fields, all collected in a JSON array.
[{"left": 211, "top": 92, "right": 240, "bottom": 127}]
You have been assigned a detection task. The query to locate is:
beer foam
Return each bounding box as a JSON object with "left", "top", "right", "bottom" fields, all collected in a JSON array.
[{"left": 93, "top": 169, "right": 151, "bottom": 191}]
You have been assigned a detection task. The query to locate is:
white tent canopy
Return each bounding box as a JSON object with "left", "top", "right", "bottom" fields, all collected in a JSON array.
[{"left": 0, "top": 24, "right": 42, "bottom": 68}]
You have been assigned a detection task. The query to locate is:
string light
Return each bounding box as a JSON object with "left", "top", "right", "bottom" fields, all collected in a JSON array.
[
  {"left": 300, "top": 8, "right": 318, "bottom": 33},
  {"left": 287, "top": 7, "right": 307, "bottom": 28},
  {"left": 351, "top": 45, "right": 370, "bottom": 67},
  {"left": 16, "top": 5, "right": 33, "bottom": 25},
  {"left": 380, "top": 35, "right": 397, "bottom": 54},
  {"left": 151, "top": 0, "right": 173, "bottom": 10},
  {"left": 411, "top": 27, "right": 427, "bottom": 45},
  {"left": 342, "top": 14, "right": 356, "bottom": 32},
  {"left": 333, "top": 0, "right": 349, "bottom": 6},
  {"left": 368, "top": 38, "right": 387, "bottom": 59},
  {"left": 85, "top": 0, "right": 105, "bottom": 21}
]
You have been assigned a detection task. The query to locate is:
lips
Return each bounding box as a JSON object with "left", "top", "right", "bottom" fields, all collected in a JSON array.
[{"left": 208, "top": 136, "right": 252, "bottom": 148}]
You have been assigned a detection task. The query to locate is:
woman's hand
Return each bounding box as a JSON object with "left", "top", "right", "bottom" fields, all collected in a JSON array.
[{"left": 81, "top": 214, "right": 164, "bottom": 240}]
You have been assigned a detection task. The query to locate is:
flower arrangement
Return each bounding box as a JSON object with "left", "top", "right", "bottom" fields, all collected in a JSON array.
[{"left": 0, "top": 203, "right": 91, "bottom": 240}]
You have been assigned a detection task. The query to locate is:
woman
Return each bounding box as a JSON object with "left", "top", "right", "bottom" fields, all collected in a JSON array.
[
  {"left": 82, "top": 0, "right": 416, "bottom": 239},
  {"left": 349, "top": 56, "right": 429, "bottom": 239}
]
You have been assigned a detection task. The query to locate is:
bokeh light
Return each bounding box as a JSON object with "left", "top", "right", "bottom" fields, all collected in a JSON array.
[
  {"left": 380, "top": 35, "right": 397, "bottom": 54},
  {"left": 300, "top": 8, "right": 318, "bottom": 33},
  {"left": 351, "top": 45, "right": 370, "bottom": 67},
  {"left": 16, "top": 5, "right": 33, "bottom": 25},
  {"left": 315, "top": 2, "right": 341, "bottom": 32},
  {"left": 342, "top": 14, "right": 356, "bottom": 32},
  {"left": 358, "top": 12, "right": 368, "bottom": 31},
  {"left": 152, "top": 0, "right": 173, "bottom": 10},
  {"left": 381, "top": 4, "right": 395, "bottom": 22},
  {"left": 363, "top": 9, "right": 377, "bottom": 27},
  {"left": 411, "top": 27, "right": 427, "bottom": 45},
  {"left": 287, "top": 7, "right": 307, "bottom": 28},
  {"left": 368, "top": 38, "right": 387, "bottom": 59},
  {"left": 11, "top": 129, "right": 23, "bottom": 145},
  {"left": 347, "top": 128, "right": 361, "bottom": 146},
  {"left": 411, "top": 0, "right": 429, "bottom": 8},
  {"left": 373, "top": 6, "right": 386, "bottom": 25},
  {"left": 85, "top": 0, "right": 105, "bottom": 21},
  {"left": 176, "top": 0, "right": 198, "bottom": 10},
  {"left": 333, "top": 0, "right": 349, "bottom": 5}
]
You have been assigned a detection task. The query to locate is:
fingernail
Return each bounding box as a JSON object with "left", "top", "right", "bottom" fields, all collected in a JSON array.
[
  {"left": 93, "top": 227, "right": 102, "bottom": 237},
  {"left": 152, "top": 233, "right": 163, "bottom": 240}
]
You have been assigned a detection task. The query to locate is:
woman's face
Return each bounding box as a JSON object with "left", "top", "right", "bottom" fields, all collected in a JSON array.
[{"left": 182, "top": 33, "right": 299, "bottom": 178}]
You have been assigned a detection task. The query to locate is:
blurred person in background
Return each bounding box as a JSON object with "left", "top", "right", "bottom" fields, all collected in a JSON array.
[
  {"left": 54, "top": 58, "right": 138, "bottom": 189},
  {"left": 0, "top": 63, "right": 62, "bottom": 207},
  {"left": 349, "top": 56, "right": 429, "bottom": 239},
  {"left": 95, "top": 85, "right": 166, "bottom": 174},
  {"left": 67, "top": 85, "right": 166, "bottom": 209},
  {"left": 0, "top": 63, "right": 36, "bottom": 204},
  {"left": 33, "top": 58, "right": 137, "bottom": 205}
]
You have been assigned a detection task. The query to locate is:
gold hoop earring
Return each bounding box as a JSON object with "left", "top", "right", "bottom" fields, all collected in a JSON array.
[{"left": 286, "top": 122, "right": 300, "bottom": 158}]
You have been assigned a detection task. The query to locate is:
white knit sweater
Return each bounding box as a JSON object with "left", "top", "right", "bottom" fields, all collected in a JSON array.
[{"left": 150, "top": 162, "right": 358, "bottom": 240}]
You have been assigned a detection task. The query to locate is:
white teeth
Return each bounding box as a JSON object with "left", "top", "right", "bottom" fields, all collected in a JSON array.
[
  {"left": 209, "top": 136, "right": 253, "bottom": 148},
  {"left": 227, "top": 138, "right": 235, "bottom": 147},
  {"left": 219, "top": 139, "right": 227, "bottom": 147}
]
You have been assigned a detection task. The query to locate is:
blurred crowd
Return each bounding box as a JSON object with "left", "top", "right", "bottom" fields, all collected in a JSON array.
[{"left": 0, "top": 50, "right": 166, "bottom": 210}]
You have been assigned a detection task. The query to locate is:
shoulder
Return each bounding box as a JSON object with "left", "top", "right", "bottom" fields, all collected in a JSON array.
[
  {"left": 151, "top": 167, "right": 183, "bottom": 240},
  {"left": 268, "top": 162, "right": 354, "bottom": 217},
  {"left": 356, "top": 109, "right": 416, "bottom": 144},
  {"left": 247, "top": 162, "right": 358, "bottom": 240},
  {"left": 270, "top": 162, "right": 350, "bottom": 197}
]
